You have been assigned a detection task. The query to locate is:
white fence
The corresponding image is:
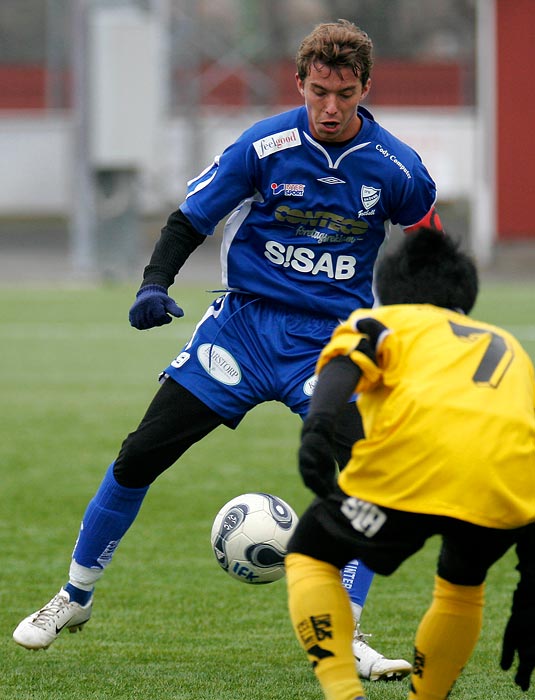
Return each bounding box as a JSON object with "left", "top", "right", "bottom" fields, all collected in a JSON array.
[{"left": 1, "top": 107, "right": 476, "bottom": 214}]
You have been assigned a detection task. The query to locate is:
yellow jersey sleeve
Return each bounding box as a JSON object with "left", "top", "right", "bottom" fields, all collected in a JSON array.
[{"left": 316, "top": 309, "right": 395, "bottom": 391}]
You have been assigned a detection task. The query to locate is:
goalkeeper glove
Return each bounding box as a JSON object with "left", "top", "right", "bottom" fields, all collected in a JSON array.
[
  {"left": 298, "top": 414, "right": 337, "bottom": 498},
  {"left": 355, "top": 317, "right": 388, "bottom": 357},
  {"left": 129, "top": 285, "right": 184, "bottom": 330},
  {"left": 500, "top": 579, "right": 535, "bottom": 690}
]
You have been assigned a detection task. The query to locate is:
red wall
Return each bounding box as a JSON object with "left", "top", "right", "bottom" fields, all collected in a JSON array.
[
  {"left": 496, "top": 0, "right": 535, "bottom": 238},
  {"left": 0, "top": 61, "right": 470, "bottom": 111},
  {"left": 0, "top": 66, "right": 47, "bottom": 109}
]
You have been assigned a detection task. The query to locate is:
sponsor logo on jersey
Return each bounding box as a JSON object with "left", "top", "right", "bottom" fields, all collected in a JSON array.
[
  {"left": 275, "top": 205, "right": 368, "bottom": 236},
  {"left": 294, "top": 227, "right": 353, "bottom": 243},
  {"left": 264, "top": 241, "right": 357, "bottom": 280},
  {"left": 253, "top": 128, "right": 301, "bottom": 159},
  {"left": 271, "top": 182, "right": 306, "bottom": 197},
  {"left": 375, "top": 144, "right": 412, "bottom": 179},
  {"left": 317, "top": 176, "right": 346, "bottom": 185},
  {"left": 197, "top": 343, "right": 242, "bottom": 385}
]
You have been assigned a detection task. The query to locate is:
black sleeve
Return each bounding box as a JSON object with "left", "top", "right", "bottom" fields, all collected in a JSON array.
[
  {"left": 140, "top": 209, "right": 207, "bottom": 290},
  {"left": 306, "top": 355, "right": 362, "bottom": 423}
]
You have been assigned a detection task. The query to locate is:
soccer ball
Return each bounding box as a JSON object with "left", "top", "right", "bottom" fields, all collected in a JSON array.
[{"left": 210, "top": 492, "right": 298, "bottom": 584}]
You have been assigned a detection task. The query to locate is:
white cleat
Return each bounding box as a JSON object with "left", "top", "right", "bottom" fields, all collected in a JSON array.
[
  {"left": 353, "top": 626, "right": 412, "bottom": 681},
  {"left": 13, "top": 588, "right": 92, "bottom": 650}
]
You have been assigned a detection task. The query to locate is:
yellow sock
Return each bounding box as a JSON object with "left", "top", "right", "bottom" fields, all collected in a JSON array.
[
  {"left": 409, "top": 575, "right": 485, "bottom": 700},
  {"left": 286, "top": 553, "right": 366, "bottom": 700}
]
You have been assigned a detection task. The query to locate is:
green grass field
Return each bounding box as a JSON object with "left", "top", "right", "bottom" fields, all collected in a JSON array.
[{"left": 2, "top": 282, "right": 534, "bottom": 699}]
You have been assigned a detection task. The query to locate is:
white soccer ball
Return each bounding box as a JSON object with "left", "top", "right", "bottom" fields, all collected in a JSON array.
[{"left": 210, "top": 492, "right": 299, "bottom": 584}]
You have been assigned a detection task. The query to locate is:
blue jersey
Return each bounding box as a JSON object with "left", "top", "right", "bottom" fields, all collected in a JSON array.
[{"left": 180, "top": 105, "right": 437, "bottom": 320}]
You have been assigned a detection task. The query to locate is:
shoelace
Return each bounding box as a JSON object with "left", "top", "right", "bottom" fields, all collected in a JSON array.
[
  {"left": 354, "top": 624, "right": 373, "bottom": 645},
  {"left": 30, "top": 594, "right": 69, "bottom": 628}
]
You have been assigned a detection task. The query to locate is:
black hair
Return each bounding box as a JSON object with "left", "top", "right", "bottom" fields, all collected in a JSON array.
[{"left": 375, "top": 227, "right": 479, "bottom": 314}]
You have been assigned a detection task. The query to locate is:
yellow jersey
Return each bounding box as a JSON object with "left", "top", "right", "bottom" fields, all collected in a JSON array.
[{"left": 317, "top": 304, "right": 535, "bottom": 529}]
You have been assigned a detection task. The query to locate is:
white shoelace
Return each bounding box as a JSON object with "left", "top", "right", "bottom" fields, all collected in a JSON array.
[
  {"left": 354, "top": 624, "right": 373, "bottom": 645},
  {"left": 31, "top": 594, "right": 69, "bottom": 628}
]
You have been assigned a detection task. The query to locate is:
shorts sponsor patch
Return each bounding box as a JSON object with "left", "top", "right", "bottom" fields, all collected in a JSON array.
[
  {"left": 303, "top": 374, "right": 317, "bottom": 396},
  {"left": 341, "top": 497, "right": 387, "bottom": 537},
  {"left": 197, "top": 343, "right": 242, "bottom": 386}
]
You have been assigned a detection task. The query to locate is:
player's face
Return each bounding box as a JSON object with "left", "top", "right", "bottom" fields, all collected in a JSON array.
[{"left": 296, "top": 63, "right": 371, "bottom": 142}]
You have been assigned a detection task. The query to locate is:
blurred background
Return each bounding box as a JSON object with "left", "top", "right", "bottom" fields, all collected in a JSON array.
[{"left": 0, "top": 0, "right": 533, "bottom": 283}]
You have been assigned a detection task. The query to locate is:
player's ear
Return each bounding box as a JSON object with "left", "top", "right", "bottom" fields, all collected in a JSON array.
[
  {"left": 295, "top": 73, "right": 306, "bottom": 98},
  {"left": 361, "top": 78, "right": 372, "bottom": 100}
]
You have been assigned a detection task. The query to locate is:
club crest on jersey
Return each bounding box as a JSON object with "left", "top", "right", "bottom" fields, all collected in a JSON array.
[
  {"left": 361, "top": 186, "right": 381, "bottom": 210},
  {"left": 357, "top": 185, "right": 381, "bottom": 217},
  {"left": 253, "top": 128, "right": 301, "bottom": 159},
  {"left": 271, "top": 182, "right": 305, "bottom": 197}
]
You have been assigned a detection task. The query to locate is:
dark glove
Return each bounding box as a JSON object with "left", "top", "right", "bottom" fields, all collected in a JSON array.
[
  {"left": 500, "top": 583, "right": 535, "bottom": 691},
  {"left": 355, "top": 317, "right": 388, "bottom": 360},
  {"left": 298, "top": 415, "right": 337, "bottom": 498},
  {"left": 129, "top": 285, "right": 184, "bottom": 330}
]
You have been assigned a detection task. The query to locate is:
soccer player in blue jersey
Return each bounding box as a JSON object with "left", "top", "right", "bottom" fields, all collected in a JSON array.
[{"left": 13, "top": 19, "right": 442, "bottom": 681}]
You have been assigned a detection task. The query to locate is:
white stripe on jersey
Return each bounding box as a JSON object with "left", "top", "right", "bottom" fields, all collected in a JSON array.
[{"left": 303, "top": 132, "right": 371, "bottom": 169}]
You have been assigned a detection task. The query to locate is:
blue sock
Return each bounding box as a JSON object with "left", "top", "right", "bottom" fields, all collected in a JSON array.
[
  {"left": 341, "top": 558, "right": 375, "bottom": 609},
  {"left": 72, "top": 463, "right": 149, "bottom": 570},
  {"left": 64, "top": 582, "right": 93, "bottom": 605}
]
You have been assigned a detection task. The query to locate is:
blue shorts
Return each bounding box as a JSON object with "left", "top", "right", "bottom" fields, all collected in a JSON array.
[{"left": 163, "top": 292, "right": 339, "bottom": 426}]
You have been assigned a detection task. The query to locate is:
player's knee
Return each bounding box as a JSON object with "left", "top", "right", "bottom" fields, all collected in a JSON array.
[{"left": 113, "top": 434, "right": 156, "bottom": 488}]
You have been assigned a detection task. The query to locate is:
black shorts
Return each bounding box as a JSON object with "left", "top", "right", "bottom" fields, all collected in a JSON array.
[{"left": 287, "top": 488, "right": 524, "bottom": 585}]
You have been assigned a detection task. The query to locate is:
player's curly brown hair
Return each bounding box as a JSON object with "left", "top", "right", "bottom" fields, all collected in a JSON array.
[{"left": 295, "top": 19, "right": 374, "bottom": 85}]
